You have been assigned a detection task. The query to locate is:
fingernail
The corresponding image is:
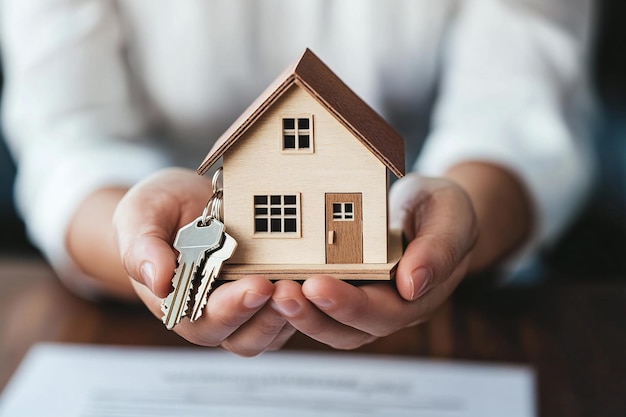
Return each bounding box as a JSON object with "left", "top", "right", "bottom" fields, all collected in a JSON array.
[
  {"left": 243, "top": 291, "right": 270, "bottom": 309},
  {"left": 140, "top": 262, "right": 155, "bottom": 291},
  {"left": 309, "top": 296, "right": 333, "bottom": 309},
  {"left": 410, "top": 267, "right": 432, "bottom": 300},
  {"left": 271, "top": 298, "right": 302, "bottom": 317}
]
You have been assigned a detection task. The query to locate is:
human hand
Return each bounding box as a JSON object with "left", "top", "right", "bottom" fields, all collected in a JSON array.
[
  {"left": 113, "top": 168, "right": 293, "bottom": 356},
  {"left": 270, "top": 173, "right": 478, "bottom": 349}
]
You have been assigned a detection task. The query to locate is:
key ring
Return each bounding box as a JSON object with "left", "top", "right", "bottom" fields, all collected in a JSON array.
[{"left": 201, "top": 167, "right": 223, "bottom": 226}]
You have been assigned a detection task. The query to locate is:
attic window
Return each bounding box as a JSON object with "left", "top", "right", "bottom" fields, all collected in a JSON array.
[{"left": 282, "top": 116, "right": 313, "bottom": 153}]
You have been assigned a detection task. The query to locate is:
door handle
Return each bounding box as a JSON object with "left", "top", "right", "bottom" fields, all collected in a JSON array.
[{"left": 328, "top": 230, "right": 335, "bottom": 245}]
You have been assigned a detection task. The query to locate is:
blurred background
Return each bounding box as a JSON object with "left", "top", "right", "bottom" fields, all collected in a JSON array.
[
  {"left": 544, "top": 0, "right": 626, "bottom": 278},
  {"left": 0, "top": 0, "right": 624, "bottom": 276}
]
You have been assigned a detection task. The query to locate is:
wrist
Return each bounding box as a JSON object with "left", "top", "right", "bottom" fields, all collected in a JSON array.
[
  {"left": 444, "top": 162, "right": 533, "bottom": 273},
  {"left": 66, "top": 187, "right": 137, "bottom": 300}
]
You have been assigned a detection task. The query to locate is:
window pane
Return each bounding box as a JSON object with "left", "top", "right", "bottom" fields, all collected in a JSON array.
[
  {"left": 298, "top": 118, "right": 309, "bottom": 129},
  {"left": 283, "top": 135, "right": 296, "bottom": 149},
  {"left": 333, "top": 214, "right": 342, "bottom": 220},
  {"left": 284, "top": 218, "right": 297, "bottom": 232},
  {"left": 254, "top": 194, "right": 299, "bottom": 235},
  {"left": 255, "top": 218, "right": 268, "bottom": 232},
  {"left": 345, "top": 214, "right": 353, "bottom": 220},
  {"left": 283, "top": 118, "right": 295, "bottom": 129},
  {"left": 345, "top": 203, "right": 353, "bottom": 213},
  {"left": 298, "top": 135, "right": 310, "bottom": 149},
  {"left": 333, "top": 203, "right": 341, "bottom": 213}
]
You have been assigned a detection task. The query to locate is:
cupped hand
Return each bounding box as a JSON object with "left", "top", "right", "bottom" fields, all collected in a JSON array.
[
  {"left": 270, "top": 174, "right": 478, "bottom": 349},
  {"left": 113, "top": 168, "right": 293, "bottom": 356}
]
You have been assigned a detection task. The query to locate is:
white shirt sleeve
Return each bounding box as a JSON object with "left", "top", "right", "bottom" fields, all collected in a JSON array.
[
  {"left": 1, "top": 0, "right": 170, "bottom": 295},
  {"left": 416, "top": 0, "right": 595, "bottom": 273}
]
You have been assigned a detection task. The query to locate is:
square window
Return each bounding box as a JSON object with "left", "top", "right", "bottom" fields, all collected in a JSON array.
[
  {"left": 271, "top": 218, "right": 282, "bottom": 232},
  {"left": 284, "top": 135, "right": 296, "bottom": 149},
  {"left": 332, "top": 202, "right": 356, "bottom": 221},
  {"left": 298, "top": 118, "right": 309, "bottom": 129},
  {"left": 254, "top": 194, "right": 300, "bottom": 236},
  {"left": 283, "top": 118, "right": 295, "bottom": 129},
  {"left": 282, "top": 116, "right": 313, "bottom": 152},
  {"left": 298, "top": 135, "right": 310, "bottom": 149},
  {"left": 255, "top": 218, "right": 268, "bottom": 232},
  {"left": 284, "top": 218, "right": 297, "bottom": 232}
]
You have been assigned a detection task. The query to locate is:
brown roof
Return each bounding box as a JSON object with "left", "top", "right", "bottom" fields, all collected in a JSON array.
[{"left": 197, "top": 48, "right": 405, "bottom": 178}]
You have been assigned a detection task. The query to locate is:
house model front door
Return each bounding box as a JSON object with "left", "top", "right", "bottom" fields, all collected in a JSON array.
[{"left": 325, "top": 193, "right": 363, "bottom": 264}]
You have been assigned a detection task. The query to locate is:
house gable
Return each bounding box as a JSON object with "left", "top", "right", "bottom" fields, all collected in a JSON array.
[{"left": 198, "top": 48, "right": 405, "bottom": 178}]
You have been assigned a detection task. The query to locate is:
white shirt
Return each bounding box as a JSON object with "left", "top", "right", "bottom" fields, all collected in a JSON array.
[{"left": 1, "top": 0, "right": 594, "bottom": 284}]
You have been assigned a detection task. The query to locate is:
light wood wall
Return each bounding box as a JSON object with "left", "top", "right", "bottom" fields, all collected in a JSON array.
[{"left": 223, "top": 84, "right": 388, "bottom": 265}]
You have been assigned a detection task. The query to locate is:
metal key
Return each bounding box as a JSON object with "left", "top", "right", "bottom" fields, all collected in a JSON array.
[
  {"left": 189, "top": 230, "right": 237, "bottom": 322},
  {"left": 161, "top": 217, "right": 224, "bottom": 330}
]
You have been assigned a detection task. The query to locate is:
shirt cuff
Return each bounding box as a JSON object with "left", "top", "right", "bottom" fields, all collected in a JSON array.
[
  {"left": 14, "top": 139, "right": 170, "bottom": 298},
  {"left": 415, "top": 119, "right": 593, "bottom": 276}
]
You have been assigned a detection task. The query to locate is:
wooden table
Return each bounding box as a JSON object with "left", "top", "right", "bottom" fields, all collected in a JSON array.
[{"left": 0, "top": 254, "right": 624, "bottom": 417}]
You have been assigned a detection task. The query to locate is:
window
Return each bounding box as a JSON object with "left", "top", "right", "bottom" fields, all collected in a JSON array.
[
  {"left": 254, "top": 194, "right": 300, "bottom": 236},
  {"left": 332, "top": 202, "right": 354, "bottom": 221},
  {"left": 282, "top": 116, "right": 313, "bottom": 152}
]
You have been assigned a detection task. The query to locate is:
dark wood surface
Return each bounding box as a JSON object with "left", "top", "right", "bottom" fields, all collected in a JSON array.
[{"left": 0, "top": 253, "right": 624, "bottom": 417}]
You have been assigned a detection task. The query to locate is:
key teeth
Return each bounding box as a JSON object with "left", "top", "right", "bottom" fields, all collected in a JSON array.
[
  {"left": 160, "top": 298, "right": 173, "bottom": 329},
  {"left": 189, "top": 276, "right": 216, "bottom": 323},
  {"left": 190, "top": 235, "right": 238, "bottom": 322},
  {"left": 189, "top": 263, "right": 214, "bottom": 322},
  {"left": 160, "top": 261, "right": 198, "bottom": 330},
  {"left": 161, "top": 289, "right": 193, "bottom": 330},
  {"left": 160, "top": 300, "right": 169, "bottom": 317}
]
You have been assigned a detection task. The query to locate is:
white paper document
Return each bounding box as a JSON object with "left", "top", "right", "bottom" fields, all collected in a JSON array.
[{"left": 0, "top": 343, "right": 535, "bottom": 417}]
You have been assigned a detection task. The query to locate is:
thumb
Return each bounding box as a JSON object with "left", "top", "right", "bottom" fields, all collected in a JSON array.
[
  {"left": 112, "top": 170, "right": 209, "bottom": 298},
  {"left": 391, "top": 175, "right": 478, "bottom": 301},
  {"left": 120, "top": 231, "right": 178, "bottom": 299},
  {"left": 113, "top": 195, "right": 179, "bottom": 298}
]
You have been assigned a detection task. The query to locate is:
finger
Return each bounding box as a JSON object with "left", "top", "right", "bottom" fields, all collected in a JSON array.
[
  {"left": 185, "top": 276, "right": 273, "bottom": 346},
  {"left": 132, "top": 275, "right": 273, "bottom": 347},
  {"left": 122, "top": 233, "right": 177, "bottom": 298},
  {"left": 300, "top": 276, "right": 416, "bottom": 337},
  {"left": 220, "top": 304, "right": 289, "bottom": 357},
  {"left": 265, "top": 323, "right": 297, "bottom": 351},
  {"left": 391, "top": 174, "right": 478, "bottom": 301},
  {"left": 303, "top": 271, "right": 471, "bottom": 335},
  {"left": 399, "top": 254, "right": 471, "bottom": 327},
  {"left": 272, "top": 280, "right": 376, "bottom": 349},
  {"left": 113, "top": 168, "right": 211, "bottom": 297}
]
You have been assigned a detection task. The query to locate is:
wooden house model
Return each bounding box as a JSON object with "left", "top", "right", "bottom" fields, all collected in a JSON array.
[{"left": 198, "top": 49, "right": 405, "bottom": 280}]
